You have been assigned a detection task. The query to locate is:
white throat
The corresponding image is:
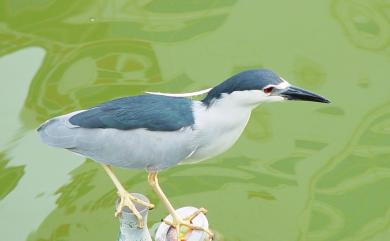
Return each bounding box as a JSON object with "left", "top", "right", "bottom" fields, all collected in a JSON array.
[{"left": 186, "top": 99, "right": 252, "bottom": 162}]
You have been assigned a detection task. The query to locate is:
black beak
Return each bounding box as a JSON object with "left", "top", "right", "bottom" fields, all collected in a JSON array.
[{"left": 280, "top": 85, "right": 330, "bottom": 103}]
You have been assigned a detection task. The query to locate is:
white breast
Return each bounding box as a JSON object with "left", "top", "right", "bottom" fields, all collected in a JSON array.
[{"left": 185, "top": 98, "right": 252, "bottom": 163}]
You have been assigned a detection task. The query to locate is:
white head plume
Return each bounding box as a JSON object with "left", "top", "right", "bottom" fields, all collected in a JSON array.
[{"left": 146, "top": 88, "right": 212, "bottom": 97}]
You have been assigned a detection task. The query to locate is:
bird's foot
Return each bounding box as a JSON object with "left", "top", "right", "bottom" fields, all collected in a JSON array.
[
  {"left": 115, "top": 190, "right": 155, "bottom": 228},
  {"left": 163, "top": 207, "right": 214, "bottom": 240}
]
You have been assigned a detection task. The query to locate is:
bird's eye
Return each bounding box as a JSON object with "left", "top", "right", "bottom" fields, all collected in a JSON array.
[{"left": 263, "top": 86, "right": 274, "bottom": 94}]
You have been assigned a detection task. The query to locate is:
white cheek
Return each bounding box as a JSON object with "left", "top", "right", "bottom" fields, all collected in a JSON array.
[
  {"left": 232, "top": 90, "right": 272, "bottom": 105},
  {"left": 217, "top": 90, "right": 284, "bottom": 107}
]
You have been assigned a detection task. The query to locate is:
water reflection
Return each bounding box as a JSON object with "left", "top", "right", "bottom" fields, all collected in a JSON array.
[
  {"left": 332, "top": 0, "right": 390, "bottom": 50},
  {"left": 21, "top": 39, "right": 162, "bottom": 125},
  {"left": 63, "top": 0, "right": 237, "bottom": 42},
  {"left": 0, "top": 0, "right": 389, "bottom": 240},
  {"left": 0, "top": 153, "right": 24, "bottom": 201},
  {"left": 0, "top": 46, "right": 46, "bottom": 208},
  {"left": 27, "top": 155, "right": 298, "bottom": 241},
  {"left": 306, "top": 102, "right": 390, "bottom": 240},
  {"left": 1, "top": 0, "right": 236, "bottom": 43},
  {"left": 1, "top": 0, "right": 239, "bottom": 240},
  {"left": 293, "top": 56, "right": 326, "bottom": 89}
]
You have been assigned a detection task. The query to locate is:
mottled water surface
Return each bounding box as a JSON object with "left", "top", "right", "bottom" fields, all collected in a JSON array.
[{"left": 0, "top": 0, "right": 389, "bottom": 241}]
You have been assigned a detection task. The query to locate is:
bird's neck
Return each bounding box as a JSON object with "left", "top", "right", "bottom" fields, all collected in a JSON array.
[
  {"left": 189, "top": 99, "right": 252, "bottom": 161},
  {"left": 195, "top": 97, "right": 253, "bottom": 131},
  {"left": 203, "top": 91, "right": 261, "bottom": 111}
]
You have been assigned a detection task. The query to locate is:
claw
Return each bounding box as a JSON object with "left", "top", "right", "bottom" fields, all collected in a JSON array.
[
  {"left": 101, "top": 165, "right": 154, "bottom": 228},
  {"left": 184, "top": 207, "right": 207, "bottom": 221},
  {"left": 163, "top": 208, "right": 214, "bottom": 240},
  {"left": 115, "top": 191, "right": 154, "bottom": 228}
]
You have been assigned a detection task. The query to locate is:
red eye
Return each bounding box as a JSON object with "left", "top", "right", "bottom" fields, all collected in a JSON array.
[{"left": 263, "top": 86, "right": 274, "bottom": 94}]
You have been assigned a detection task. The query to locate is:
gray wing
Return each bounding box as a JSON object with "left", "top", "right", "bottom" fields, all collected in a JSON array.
[
  {"left": 68, "top": 94, "right": 195, "bottom": 131},
  {"left": 37, "top": 95, "right": 198, "bottom": 170}
]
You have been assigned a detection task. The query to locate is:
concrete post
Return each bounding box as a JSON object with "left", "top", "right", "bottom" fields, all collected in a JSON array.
[{"left": 117, "top": 193, "right": 152, "bottom": 241}]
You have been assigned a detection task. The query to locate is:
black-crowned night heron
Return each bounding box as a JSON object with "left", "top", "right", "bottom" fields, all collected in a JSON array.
[{"left": 38, "top": 69, "right": 330, "bottom": 239}]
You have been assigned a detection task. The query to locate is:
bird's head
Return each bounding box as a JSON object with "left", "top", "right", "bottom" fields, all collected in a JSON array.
[{"left": 202, "top": 69, "right": 330, "bottom": 107}]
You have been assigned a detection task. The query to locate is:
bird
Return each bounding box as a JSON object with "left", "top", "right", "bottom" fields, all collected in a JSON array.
[{"left": 37, "top": 68, "right": 330, "bottom": 240}]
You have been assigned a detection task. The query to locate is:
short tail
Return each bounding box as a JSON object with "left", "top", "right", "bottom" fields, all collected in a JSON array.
[{"left": 37, "top": 116, "right": 78, "bottom": 149}]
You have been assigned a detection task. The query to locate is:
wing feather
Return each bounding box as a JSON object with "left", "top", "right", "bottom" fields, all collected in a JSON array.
[{"left": 68, "top": 95, "right": 195, "bottom": 131}]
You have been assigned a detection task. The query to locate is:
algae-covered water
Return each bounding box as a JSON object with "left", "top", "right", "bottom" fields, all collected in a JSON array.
[{"left": 0, "top": 0, "right": 389, "bottom": 240}]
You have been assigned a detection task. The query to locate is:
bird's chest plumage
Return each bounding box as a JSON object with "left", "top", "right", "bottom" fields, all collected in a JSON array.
[{"left": 186, "top": 101, "right": 251, "bottom": 162}]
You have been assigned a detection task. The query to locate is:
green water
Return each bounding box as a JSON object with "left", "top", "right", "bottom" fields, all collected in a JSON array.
[{"left": 0, "top": 0, "right": 389, "bottom": 240}]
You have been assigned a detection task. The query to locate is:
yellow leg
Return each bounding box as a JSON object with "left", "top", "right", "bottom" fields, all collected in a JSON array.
[
  {"left": 147, "top": 172, "right": 214, "bottom": 240},
  {"left": 102, "top": 164, "right": 154, "bottom": 228}
]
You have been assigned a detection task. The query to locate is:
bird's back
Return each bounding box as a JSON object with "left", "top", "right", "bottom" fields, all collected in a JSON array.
[
  {"left": 68, "top": 95, "right": 195, "bottom": 131},
  {"left": 37, "top": 94, "right": 198, "bottom": 170}
]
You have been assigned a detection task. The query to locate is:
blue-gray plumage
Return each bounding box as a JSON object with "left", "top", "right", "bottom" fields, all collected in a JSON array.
[
  {"left": 202, "top": 69, "right": 283, "bottom": 105},
  {"left": 37, "top": 68, "right": 330, "bottom": 236},
  {"left": 69, "top": 95, "right": 194, "bottom": 131},
  {"left": 38, "top": 68, "right": 329, "bottom": 170}
]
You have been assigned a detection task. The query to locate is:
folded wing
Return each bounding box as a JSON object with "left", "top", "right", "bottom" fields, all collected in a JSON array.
[{"left": 69, "top": 94, "right": 195, "bottom": 131}]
